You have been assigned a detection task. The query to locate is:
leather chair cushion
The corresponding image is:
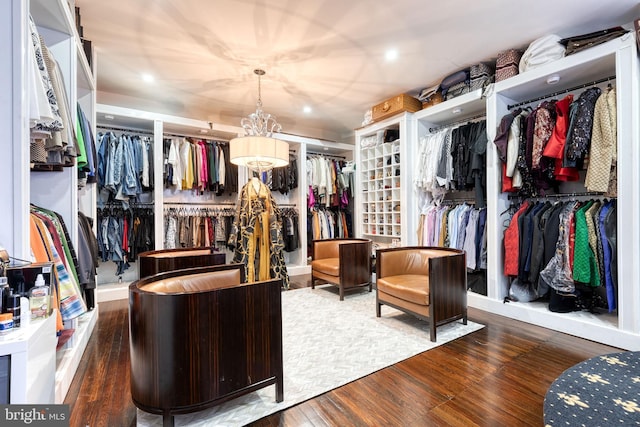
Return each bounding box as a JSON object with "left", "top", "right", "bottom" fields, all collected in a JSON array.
[
  {"left": 376, "top": 274, "right": 429, "bottom": 305},
  {"left": 314, "top": 240, "right": 367, "bottom": 260},
  {"left": 378, "top": 251, "right": 430, "bottom": 277},
  {"left": 139, "top": 269, "right": 242, "bottom": 294},
  {"left": 311, "top": 258, "right": 340, "bottom": 276}
]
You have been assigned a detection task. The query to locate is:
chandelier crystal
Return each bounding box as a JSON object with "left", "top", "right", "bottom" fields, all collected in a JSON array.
[{"left": 230, "top": 69, "right": 289, "bottom": 171}]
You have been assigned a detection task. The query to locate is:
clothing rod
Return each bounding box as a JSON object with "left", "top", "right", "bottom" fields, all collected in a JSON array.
[
  {"left": 508, "top": 191, "right": 605, "bottom": 200},
  {"left": 163, "top": 133, "right": 230, "bottom": 142},
  {"left": 507, "top": 75, "right": 616, "bottom": 110},
  {"left": 96, "top": 125, "right": 154, "bottom": 136},
  {"left": 278, "top": 204, "right": 297, "bottom": 207},
  {"left": 163, "top": 201, "right": 236, "bottom": 206},
  {"left": 429, "top": 114, "right": 486, "bottom": 133},
  {"left": 440, "top": 198, "right": 477, "bottom": 204},
  {"left": 306, "top": 151, "right": 346, "bottom": 159},
  {"left": 99, "top": 201, "right": 155, "bottom": 206}
]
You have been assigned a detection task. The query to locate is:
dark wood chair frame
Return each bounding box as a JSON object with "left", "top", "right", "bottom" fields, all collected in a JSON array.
[
  {"left": 311, "top": 238, "right": 372, "bottom": 300},
  {"left": 376, "top": 246, "right": 468, "bottom": 342}
]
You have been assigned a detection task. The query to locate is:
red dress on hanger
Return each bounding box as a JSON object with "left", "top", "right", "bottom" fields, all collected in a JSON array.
[{"left": 542, "top": 94, "right": 579, "bottom": 181}]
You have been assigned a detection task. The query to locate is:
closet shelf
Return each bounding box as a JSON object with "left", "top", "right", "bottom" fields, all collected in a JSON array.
[
  {"left": 493, "top": 35, "right": 626, "bottom": 103},
  {"left": 414, "top": 88, "right": 484, "bottom": 125}
]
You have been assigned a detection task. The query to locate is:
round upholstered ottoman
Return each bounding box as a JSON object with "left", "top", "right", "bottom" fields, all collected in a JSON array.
[{"left": 544, "top": 351, "right": 640, "bottom": 425}]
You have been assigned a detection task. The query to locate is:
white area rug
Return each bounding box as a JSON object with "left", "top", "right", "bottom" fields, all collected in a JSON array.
[{"left": 137, "top": 285, "right": 484, "bottom": 427}]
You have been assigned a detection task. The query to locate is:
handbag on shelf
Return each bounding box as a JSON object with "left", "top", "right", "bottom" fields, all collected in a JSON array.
[
  {"left": 422, "top": 91, "right": 444, "bottom": 108},
  {"left": 495, "top": 49, "right": 522, "bottom": 82},
  {"left": 559, "top": 26, "right": 629, "bottom": 56},
  {"left": 444, "top": 81, "right": 470, "bottom": 100},
  {"left": 439, "top": 68, "right": 470, "bottom": 99},
  {"left": 470, "top": 62, "right": 494, "bottom": 91},
  {"left": 519, "top": 34, "right": 565, "bottom": 73},
  {"left": 418, "top": 84, "right": 444, "bottom": 108}
]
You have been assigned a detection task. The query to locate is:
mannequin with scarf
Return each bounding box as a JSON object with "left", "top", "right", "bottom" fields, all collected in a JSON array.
[{"left": 228, "top": 177, "right": 290, "bottom": 288}]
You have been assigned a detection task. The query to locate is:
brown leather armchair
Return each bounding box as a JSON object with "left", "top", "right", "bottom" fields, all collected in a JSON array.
[
  {"left": 129, "top": 263, "right": 283, "bottom": 426},
  {"left": 376, "top": 246, "right": 467, "bottom": 342},
  {"left": 311, "top": 238, "right": 372, "bottom": 300}
]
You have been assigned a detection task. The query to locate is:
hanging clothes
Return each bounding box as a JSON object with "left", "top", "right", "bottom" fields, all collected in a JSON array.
[
  {"left": 163, "top": 138, "right": 237, "bottom": 195},
  {"left": 163, "top": 206, "right": 236, "bottom": 255},
  {"left": 307, "top": 156, "right": 351, "bottom": 208},
  {"left": 28, "top": 15, "right": 80, "bottom": 169},
  {"left": 414, "top": 120, "right": 487, "bottom": 206},
  {"left": 77, "top": 104, "right": 98, "bottom": 185},
  {"left": 77, "top": 212, "right": 99, "bottom": 310},
  {"left": 504, "top": 198, "right": 617, "bottom": 312},
  {"left": 97, "top": 205, "right": 154, "bottom": 275},
  {"left": 96, "top": 131, "right": 154, "bottom": 207},
  {"left": 563, "top": 87, "right": 602, "bottom": 169},
  {"left": 417, "top": 201, "right": 487, "bottom": 294},
  {"left": 30, "top": 205, "right": 89, "bottom": 331},
  {"left": 496, "top": 84, "right": 618, "bottom": 198},
  {"left": 279, "top": 207, "right": 301, "bottom": 252},
  {"left": 308, "top": 208, "right": 352, "bottom": 240},
  {"left": 585, "top": 86, "right": 617, "bottom": 195},
  {"left": 503, "top": 201, "right": 530, "bottom": 277},
  {"left": 269, "top": 154, "right": 299, "bottom": 195}
]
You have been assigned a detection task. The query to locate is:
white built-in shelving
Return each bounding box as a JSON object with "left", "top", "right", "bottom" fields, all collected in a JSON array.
[
  {"left": 355, "top": 112, "right": 416, "bottom": 246},
  {"left": 1, "top": 0, "right": 99, "bottom": 403}
]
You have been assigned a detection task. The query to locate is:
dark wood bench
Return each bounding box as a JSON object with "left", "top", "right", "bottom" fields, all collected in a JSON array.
[{"left": 138, "top": 247, "right": 225, "bottom": 279}]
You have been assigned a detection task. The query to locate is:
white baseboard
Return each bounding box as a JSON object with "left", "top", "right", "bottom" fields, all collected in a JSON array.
[{"left": 97, "top": 283, "right": 130, "bottom": 302}]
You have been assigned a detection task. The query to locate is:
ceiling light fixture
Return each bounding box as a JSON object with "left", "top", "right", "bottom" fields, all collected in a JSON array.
[
  {"left": 141, "top": 73, "right": 154, "bottom": 83},
  {"left": 546, "top": 74, "right": 561, "bottom": 85},
  {"left": 229, "top": 69, "right": 289, "bottom": 172},
  {"left": 303, "top": 106, "right": 312, "bottom": 114},
  {"left": 385, "top": 49, "right": 398, "bottom": 62}
]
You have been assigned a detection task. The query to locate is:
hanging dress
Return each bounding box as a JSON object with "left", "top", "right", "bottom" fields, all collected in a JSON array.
[{"left": 228, "top": 178, "right": 290, "bottom": 288}]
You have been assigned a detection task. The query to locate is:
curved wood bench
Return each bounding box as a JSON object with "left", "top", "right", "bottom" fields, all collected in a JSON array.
[
  {"left": 138, "top": 247, "right": 226, "bottom": 279},
  {"left": 129, "top": 263, "right": 283, "bottom": 426},
  {"left": 376, "top": 246, "right": 467, "bottom": 342}
]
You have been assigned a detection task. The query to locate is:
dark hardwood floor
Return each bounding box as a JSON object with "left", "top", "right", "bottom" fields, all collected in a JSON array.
[{"left": 65, "top": 275, "right": 620, "bottom": 427}]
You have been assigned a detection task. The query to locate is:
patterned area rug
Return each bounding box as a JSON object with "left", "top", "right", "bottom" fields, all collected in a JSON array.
[
  {"left": 137, "top": 285, "right": 484, "bottom": 427},
  {"left": 544, "top": 351, "right": 640, "bottom": 426}
]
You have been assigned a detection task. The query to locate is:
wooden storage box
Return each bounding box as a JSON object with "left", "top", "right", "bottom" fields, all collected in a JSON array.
[{"left": 372, "top": 94, "right": 422, "bottom": 122}]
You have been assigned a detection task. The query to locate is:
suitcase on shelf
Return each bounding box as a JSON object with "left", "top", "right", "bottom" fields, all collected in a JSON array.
[{"left": 371, "top": 94, "right": 422, "bottom": 122}]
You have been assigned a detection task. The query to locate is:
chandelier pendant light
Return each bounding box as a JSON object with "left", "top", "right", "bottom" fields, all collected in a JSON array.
[{"left": 229, "top": 69, "right": 289, "bottom": 171}]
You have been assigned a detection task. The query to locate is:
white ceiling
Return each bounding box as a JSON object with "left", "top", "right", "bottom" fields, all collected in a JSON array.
[{"left": 76, "top": 0, "right": 639, "bottom": 142}]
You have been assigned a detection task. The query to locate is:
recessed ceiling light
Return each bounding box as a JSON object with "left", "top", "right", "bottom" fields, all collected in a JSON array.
[
  {"left": 546, "top": 74, "right": 561, "bottom": 85},
  {"left": 303, "top": 106, "right": 312, "bottom": 114},
  {"left": 452, "top": 107, "right": 463, "bottom": 114},
  {"left": 104, "top": 115, "right": 114, "bottom": 120},
  {"left": 142, "top": 73, "right": 155, "bottom": 83},
  {"left": 385, "top": 49, "right": 398, "bottom": 62}
]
